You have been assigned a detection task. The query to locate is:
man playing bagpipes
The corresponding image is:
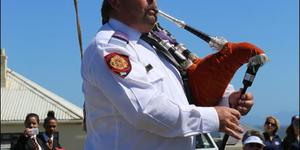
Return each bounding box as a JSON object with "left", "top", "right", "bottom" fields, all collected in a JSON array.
[{"left": 81, "top": 0, "right": 265, "bottom": 149}]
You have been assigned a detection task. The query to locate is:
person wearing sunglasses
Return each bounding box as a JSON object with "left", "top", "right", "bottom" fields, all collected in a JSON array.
[
  {"left": 263, "top": 116, "right": 282, "bottom": 150},
  {"left": 242, "top": 130, "right": 265, "bottom": 150}
]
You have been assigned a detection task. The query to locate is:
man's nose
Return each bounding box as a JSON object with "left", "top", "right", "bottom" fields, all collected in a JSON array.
[{"left": 147, "top": 0, "right": 155, "bottom": 4}]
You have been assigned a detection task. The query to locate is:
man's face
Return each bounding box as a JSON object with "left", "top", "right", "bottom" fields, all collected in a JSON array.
[{"left": 115, "top": 0, "right": 158, "bottom": 32}]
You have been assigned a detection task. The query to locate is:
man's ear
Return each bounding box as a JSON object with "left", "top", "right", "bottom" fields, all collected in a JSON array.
[{"left": 107, "top": 0, "right": 121, "bottom": 10}]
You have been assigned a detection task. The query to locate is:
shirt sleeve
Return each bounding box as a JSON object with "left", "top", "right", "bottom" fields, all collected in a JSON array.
[
  {"left": 217, "top": 84, "right": 235, "bottom": 107},
  {"left": 82, "top": 42, "right": 220, "bottom": 137}
]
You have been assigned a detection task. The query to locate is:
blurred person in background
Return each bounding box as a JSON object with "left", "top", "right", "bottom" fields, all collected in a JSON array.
[
  {"left": 37, "top": 111, "right": 63, "bottom": 150},
  {"left": 263, "top": 116, "right": 282, "bottom": 150},
  {"left": 12, "top": 113, "right": 43, "bottom": 150},
  {"left": 282, "top": 115, "right": 300, "bottom": 150},
  {"left": 242, "top": 130, "right": 265, "bottom": 150}
]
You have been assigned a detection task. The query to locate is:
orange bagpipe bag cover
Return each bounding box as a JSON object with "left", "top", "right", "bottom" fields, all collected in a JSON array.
[{"left": 186, "top": 42, "right": 264, "bottom": 106}]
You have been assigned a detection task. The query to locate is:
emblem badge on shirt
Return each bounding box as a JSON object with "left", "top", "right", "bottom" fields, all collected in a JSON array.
[{"left": 105, "top": 53, "right": 131, "bottom": 78}]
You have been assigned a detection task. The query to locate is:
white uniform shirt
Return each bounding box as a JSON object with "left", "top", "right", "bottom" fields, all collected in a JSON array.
[{"left": 81, "top": 19, "right": 234, "bottom": 150}]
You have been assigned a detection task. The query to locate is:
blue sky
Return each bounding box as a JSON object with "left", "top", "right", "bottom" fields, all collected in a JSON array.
[{"left": 1, "top": 0, "right": 299, "bottom": 126}]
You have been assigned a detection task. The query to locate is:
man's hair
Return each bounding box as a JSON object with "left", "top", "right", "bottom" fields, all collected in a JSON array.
[{"left": 101, "top": 0, "right": 112, "bottom": 25}]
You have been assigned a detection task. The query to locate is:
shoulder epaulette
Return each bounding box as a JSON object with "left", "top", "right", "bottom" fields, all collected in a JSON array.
[{"left": 108, "top": 31, "right": 129, "bottom": 47}]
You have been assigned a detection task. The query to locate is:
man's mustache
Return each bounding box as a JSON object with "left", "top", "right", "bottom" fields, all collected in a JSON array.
[{"left": 146, "top": 5, "right": 158, "bottom": 14}]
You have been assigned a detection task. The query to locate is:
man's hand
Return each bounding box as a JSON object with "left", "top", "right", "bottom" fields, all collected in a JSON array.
[
  {"left": 214, "top": 106, "right": 243, "bottom": 139},
  {"left": 228, "top": 90, "right": 254, "bottom": 116}
]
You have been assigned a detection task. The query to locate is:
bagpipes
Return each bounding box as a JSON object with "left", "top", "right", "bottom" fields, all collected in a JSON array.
[
  {"left": 142, "top": 10, "right": 269, "bottom": 107},
  {"left": 141, "top": 10, "right": 269, "bottom": 150}
]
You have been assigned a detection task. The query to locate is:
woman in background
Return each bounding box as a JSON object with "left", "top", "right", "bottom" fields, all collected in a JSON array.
[
  {"left": 263, "top": 116, "right": 282, "bottom": 150},
  {"left": 282, "top": 115, "right": 300, "bottom": 150}
]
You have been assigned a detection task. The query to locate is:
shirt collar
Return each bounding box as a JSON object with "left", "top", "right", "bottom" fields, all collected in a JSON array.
[
  {"left": 108, "top": 18, "right": 141, "bottom": 44},
  {"left": 31, "top": 135, "right": 37, "bottom": 139},
  {"left": 43, "top": 133, "right": 53, "bottom": 142}
]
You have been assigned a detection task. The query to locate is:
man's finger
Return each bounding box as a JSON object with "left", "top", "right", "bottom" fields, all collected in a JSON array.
[
  {"left": 240, "top": 100, "right": 253, "bottom": 107},
  {"left": 230, "top": 108, "right": 241, "bottom": 120},
  {"left": 241, "top": 93, "right": 253, "bottom": 100},
  {"left": 223, "top": 126, "right": 242, "bottom": 140},
  {"left": 227, "top": 119, "right": 243, "bottom": 133},
  {"left": 238, "top": 106, "right": 251, "bottom": 115}
]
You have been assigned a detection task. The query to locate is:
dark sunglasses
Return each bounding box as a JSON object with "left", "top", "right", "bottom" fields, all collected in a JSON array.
[{"left": 265, "top": 121, "right": 276, "bottom": 127}]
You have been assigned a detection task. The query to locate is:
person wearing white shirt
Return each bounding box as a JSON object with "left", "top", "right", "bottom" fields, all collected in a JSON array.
[{"left": 81, "top": 0, "right": 255, "bottom": 149}]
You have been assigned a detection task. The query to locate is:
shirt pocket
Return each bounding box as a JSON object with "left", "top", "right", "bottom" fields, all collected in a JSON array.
[{"left": 147, "top": 67, "right": 165, "bottom": 91}]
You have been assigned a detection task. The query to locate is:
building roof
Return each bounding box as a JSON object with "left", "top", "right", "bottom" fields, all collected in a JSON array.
[{"left": 1, "top": 69, "right": 83, "bottom": 124}]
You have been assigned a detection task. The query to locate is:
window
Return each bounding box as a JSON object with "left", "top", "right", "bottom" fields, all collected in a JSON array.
[
  {"left": 195, "top": 133, "right": 218, "bottom": 150},
  {"left": 1, "top": 133, "right": 22, "bottom": 150}
]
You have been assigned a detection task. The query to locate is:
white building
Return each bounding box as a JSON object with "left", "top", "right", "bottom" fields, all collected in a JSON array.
[{"left": 1, "top": 49, "right": 85, "bottom": 150}]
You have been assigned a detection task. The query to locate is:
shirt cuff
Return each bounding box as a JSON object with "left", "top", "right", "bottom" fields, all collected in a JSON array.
[
  {"left": 218, "top": 84, "right": 235, "bottom": 107},
  {"left": 196, "top": 107, "right": 219, "bottom": 133},
  {"left": 218, "top": 95, "right": 230, "bottom": 107}
]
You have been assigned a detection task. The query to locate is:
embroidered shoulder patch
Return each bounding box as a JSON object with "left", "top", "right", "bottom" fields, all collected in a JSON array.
[{"left": 105, "top": 53, "right": 131, "bottom": 78}]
